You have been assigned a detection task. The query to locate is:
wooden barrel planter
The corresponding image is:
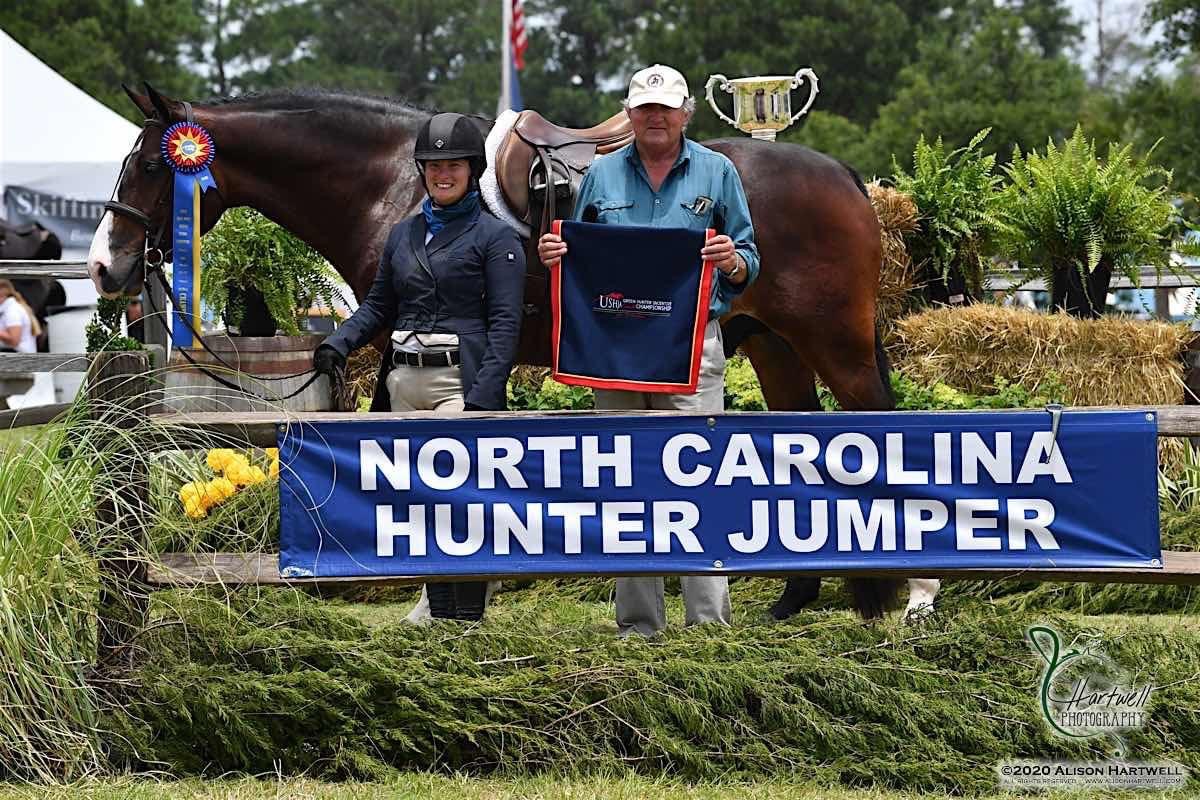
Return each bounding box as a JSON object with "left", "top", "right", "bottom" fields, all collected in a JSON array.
[{"left": 163, "top": 334, "right": 331, "bottom": 413}]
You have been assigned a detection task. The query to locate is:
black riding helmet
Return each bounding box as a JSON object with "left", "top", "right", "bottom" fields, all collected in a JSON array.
[{"left": 414, "top": 112, "right": 487, "bottom": 183}]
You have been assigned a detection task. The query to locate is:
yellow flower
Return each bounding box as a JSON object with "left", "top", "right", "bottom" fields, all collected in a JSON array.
[
  {"left": 179, "top": 482, "right": 201, "bottom": 504},
  {"left": 225, "top": 461, "right": 262, "bottom": 487},
  {"left": 265, "top": 448, "right": 279, "bottom": 460},
  {"left": 184, "top": 497, "right": 206, "bottom": 519},
  {"left": 196, "top": 477, "right": 236, "bottom": 510},
  {"left": 206, "top": 449, "right": 239, "bottom": 472},
  {"left": 269, "top": 458, "right": 280, "bottom": 479}
]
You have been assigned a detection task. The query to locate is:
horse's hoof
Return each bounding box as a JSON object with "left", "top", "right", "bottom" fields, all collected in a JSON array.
[
  {"left": 903, "top": 602, "right": 936, "bottom": 623},
  {"left": 769, "top": 577, "right": 821, "bottom": 620}
]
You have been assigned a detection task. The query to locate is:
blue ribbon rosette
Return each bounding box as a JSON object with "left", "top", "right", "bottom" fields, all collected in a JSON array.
[{"left": 161, "top": 121, "right": 218, "bottom": 347}]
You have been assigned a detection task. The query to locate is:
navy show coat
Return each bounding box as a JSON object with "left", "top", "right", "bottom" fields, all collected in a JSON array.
[{"left": 323, "top": 205, "right": 526, "bottom": 411}]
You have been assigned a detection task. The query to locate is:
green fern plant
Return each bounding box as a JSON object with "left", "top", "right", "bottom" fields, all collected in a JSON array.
[
  {"left": 200, "top": 208, "right": 342, "bottom": 335},
  {"left": 997, "top": 126, "right": 1200, "bottom": 314},
  {"left": 892, "top": 128, "right": 1005, "bottom": 301}
]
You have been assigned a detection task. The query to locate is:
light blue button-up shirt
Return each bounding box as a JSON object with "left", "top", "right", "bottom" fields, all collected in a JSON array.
[{"left": 571, "top": 138, "right": 760, "bottom": 318}]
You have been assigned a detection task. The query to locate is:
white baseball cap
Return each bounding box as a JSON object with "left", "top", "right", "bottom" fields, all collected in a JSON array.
[{"left": 626, "top": 64, "right": 690, "bottom": 109}]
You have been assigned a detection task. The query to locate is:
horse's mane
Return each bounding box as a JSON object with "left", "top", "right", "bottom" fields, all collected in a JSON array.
[
  {"left": 208, "top": 87, "right": 434, "bottom": 113},
  {"left": 202, "top": 88, "right": 446, "bottom": 139}
]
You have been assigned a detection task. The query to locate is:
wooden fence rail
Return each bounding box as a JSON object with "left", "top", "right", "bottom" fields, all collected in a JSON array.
[{"left": 0, "top": 260, "right": 90, "bottom": 279}]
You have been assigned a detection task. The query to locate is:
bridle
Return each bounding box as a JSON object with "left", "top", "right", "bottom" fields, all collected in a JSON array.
[{"left": 103, "top": 102, "right": 208, "bottom": 272}]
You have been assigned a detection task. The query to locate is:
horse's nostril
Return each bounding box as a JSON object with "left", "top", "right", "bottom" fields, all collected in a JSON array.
[{"left": 97, "top": 264, "right": 108, "bottom": 277}]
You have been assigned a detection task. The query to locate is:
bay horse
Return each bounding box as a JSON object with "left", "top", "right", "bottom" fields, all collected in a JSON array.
[{"left": 88, "top": 84, "right": 908, "bottom": 620}]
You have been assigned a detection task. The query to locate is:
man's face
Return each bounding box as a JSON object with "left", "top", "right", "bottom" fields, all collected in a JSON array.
[{"left": 629, "top": 103, "right": 689, "bottom": 151}]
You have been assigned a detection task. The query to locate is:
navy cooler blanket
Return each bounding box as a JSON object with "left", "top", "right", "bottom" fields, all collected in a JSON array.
[{"left": 551, "top": 220, "right": 714, "bottom": 393}]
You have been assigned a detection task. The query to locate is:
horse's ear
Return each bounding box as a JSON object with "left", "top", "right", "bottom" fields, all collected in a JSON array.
[
  {"left": 123, "top": 83, "right": 155, "bottom": 119},
  {"left": 143, "top": 81, "right": 174, "bottom": 121}
]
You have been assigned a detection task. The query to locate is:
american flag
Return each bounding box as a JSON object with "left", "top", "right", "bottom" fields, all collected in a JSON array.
[{"left": 511, "top": 0, "right": 527, "bottom": 71}]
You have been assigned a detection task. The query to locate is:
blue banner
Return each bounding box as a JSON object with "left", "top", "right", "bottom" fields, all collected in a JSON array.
[{"left": 278, "top": 411, "right": 1160, "bottom": 579}]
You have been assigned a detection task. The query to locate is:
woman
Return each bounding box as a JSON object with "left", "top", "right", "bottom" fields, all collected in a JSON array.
[
  {"left": 0, "top": 280, "right": 40, "bottom": 403},
  {"left": 0, "top": 280, "right": 38, "bottom": 354},
  {"left": 313, "top": 112, "right": 526, "bottom": 622}
]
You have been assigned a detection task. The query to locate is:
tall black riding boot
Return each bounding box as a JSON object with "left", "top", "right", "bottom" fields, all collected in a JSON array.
[
  {"left": 453, "top": 581, "right": 488, "bottom": 621},
  {"left": 426, "top": 582, "right": 457, "bottom": 618},
  {"left": 770, "top": 577, "right": 822, "bottom": 620}
]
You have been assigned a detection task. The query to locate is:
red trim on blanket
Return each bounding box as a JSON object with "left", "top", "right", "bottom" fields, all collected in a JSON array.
[{"left": 549, "top": 223, "right": 715, "bottom": 395}]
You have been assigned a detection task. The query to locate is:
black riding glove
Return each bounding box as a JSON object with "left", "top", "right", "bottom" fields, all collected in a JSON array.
[{"left": 313, "top": 345, "right": 345, "bottom": 378}]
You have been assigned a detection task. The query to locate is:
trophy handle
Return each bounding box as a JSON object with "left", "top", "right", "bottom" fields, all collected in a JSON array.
[
  {"left": 789, "top": 69, "right": 820, "bottom": 123},
  {"left": 704, "top": 74, "right": 738, "bottom": 130}
]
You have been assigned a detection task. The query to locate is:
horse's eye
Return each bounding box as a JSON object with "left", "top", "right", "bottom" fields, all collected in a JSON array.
[{"left": 143, "top": 160, "right": 162, "bottom": 175}]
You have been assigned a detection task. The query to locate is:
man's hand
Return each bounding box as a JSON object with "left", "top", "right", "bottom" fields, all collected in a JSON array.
[
  {"left": 538, "top": 232, "right": 568, "bottom": 268},
  {"left": 702, "top": 234, "right": 746, "bottom": 284},
  {"left": 313, "top": 344, "right": 346, "bottom": 379}
]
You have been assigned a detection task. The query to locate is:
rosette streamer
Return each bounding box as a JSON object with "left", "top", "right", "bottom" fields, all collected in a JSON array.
[{"left": 161, "top": 122, "right": 218, "bottom": 347}]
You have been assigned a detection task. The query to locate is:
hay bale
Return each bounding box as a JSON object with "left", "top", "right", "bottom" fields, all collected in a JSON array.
[
  {"left": 891, "top": 304, "right": 1190, "bottom": 406},
  {"left": 336, "top": 346, "right": 382, "bottom": 410},
  {"left": 867, "top": 182, "right": 919, "bottom": 331}
]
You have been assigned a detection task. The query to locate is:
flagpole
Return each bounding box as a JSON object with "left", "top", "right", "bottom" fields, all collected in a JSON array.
[{"left": 499, "top": 0, "right": 512, "bottom": 113}]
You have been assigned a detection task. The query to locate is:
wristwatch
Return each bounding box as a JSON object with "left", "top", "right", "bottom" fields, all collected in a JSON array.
[{"left": 723, "top": 255, "right": 743, "bottom": 279}]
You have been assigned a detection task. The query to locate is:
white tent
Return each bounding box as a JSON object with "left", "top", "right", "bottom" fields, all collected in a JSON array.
[
  {"left": 0, "top": 28, "right": 141, "bottom": 405},
  {"left": 0, "top": 27, "right": 140, "bottom": 255}
]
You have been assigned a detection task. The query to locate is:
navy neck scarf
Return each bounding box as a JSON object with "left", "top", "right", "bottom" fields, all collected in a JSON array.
[{"left": 422, "top": 190, "right": 480, "bottom": 237}]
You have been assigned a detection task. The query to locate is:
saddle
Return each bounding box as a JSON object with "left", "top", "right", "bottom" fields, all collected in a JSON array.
[
  {"left": 0, "top": 219, "right": 61, "bottom": 261},
  {"left": 495, "top": 109, "right": 634, "bottom": 239}
]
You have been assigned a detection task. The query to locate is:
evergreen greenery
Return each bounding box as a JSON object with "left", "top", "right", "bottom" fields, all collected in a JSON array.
[
  {"left": 85, "top": 297, "right": 141, "bottom": 354},
  {"left": 100, "top": 588, "right": 1199, "bottom": 790},
  {"left": 199, "top": 208, "right": 342, "bottom": 336}
]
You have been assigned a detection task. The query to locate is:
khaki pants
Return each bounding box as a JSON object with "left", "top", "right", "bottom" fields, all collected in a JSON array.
[
  {"left": 595, "top": 320, "right": 732, "bottom": 637},
  {"left": 388, "top": 363, "right": 499, "bottom": 622},
  {"left": 386, "top": 364, "right": 466, "bottom": 412}
]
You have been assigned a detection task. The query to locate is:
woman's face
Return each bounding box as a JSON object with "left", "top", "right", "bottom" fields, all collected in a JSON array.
[{"left": 424, "top": 159, "right": 472, "bottom": 206}]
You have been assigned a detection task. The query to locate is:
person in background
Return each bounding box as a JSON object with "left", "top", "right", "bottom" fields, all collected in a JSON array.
[
  {"left": 312, "top": 112, "right": 526, "bottom": 622},
  {"left": 537, "top": 64, "right": 760, "bottom": 638},
  {"left": 126, "top": 299, "right": 146, "bottom": 343},
  {"left": 0, "top": 279, "right": 40, "bottom": 404}
]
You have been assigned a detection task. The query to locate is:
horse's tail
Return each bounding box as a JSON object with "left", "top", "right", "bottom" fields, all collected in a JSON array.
[
  {"left": 874, "top": 324, "right": 895, "bottom": 409},
  {"left": 845, "top": 329, "right": 902, "bottom": 620},
  {"left": 840, "top": 160, "right": 870, "bottom": 200}
]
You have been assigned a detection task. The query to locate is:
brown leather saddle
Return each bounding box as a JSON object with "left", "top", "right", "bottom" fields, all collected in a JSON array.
[
  {"left": 495, "top": 109, "right": 634, "bottom": 240},
  {"left": 0, "top": 219, "right": 60, "bottom": 261}
]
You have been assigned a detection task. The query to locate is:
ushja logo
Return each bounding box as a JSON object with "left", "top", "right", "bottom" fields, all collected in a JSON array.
[{"left": 598, "top": 292, "right": 625, "bottom": 310}]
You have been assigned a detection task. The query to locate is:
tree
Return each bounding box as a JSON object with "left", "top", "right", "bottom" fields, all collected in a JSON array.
[
  {"left": 634, "top": 0, "right": 958, "bottom": 141},
  {"left": 1119, "top": 65, "right": 1200, "bottom": 203},
  {"left": 517, "top": 0, "right": 648, "bottom": 126},
  {"left": 1145, "top": 0, "right": 1200, "bottom": 58},
  {"left": 860, "top": 9, "right": 1087, "bottom": 177},
  {"left": 0, "top": 0, "right": 205, "bottom": 121}
]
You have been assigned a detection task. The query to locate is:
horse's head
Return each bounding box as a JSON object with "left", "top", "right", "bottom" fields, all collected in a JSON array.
[{"left": 88, "top": 83, "right": 224, "bottom": 298}]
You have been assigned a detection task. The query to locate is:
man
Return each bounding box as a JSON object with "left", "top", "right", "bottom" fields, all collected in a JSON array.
[{"left": 538, "top": 64, "right": 760, "bottom": 638}]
